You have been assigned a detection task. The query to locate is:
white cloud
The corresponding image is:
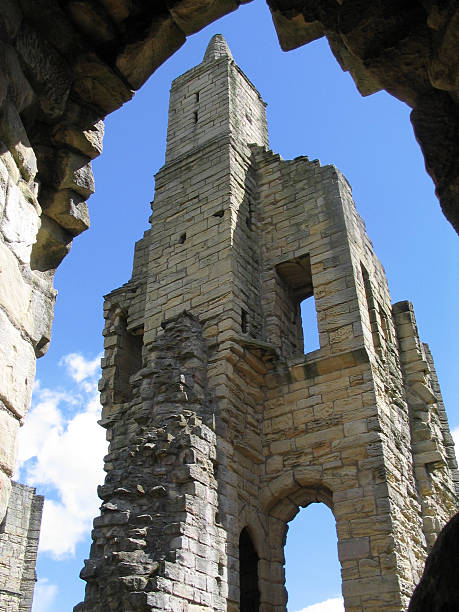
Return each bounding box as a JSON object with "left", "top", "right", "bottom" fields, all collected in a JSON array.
[
  {"left": 59, "top": 352, "right": 102, "bottom": 383},
  {"left": 293, "top": 597, "right": 344, "bottom": 612},
  {"left": 16, "top": 353, "right": 108, "bottom": 559},
  {"left": 32, "top": 578, "right": 58, "bottom": 612}
]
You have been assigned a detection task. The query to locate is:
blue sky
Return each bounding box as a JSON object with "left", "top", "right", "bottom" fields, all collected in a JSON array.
[{"left": 15, "top": 1, "right": 458, "bottom": 610}]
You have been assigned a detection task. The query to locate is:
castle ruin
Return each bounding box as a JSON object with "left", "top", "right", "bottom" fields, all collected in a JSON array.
[{"left": 75, "top": 36, "right": 459, "bottom": 612}]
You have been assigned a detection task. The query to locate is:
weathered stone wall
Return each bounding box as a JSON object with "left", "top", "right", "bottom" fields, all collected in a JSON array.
[
  {"left": 0, "top": 2, "right": 456, "bottom": 609},
  {"left": 0, "top": 0, "right": 457, "bottom": 532},
  {"left": 0, "top": 0, "right": 457, "bottom": 518},
  {"left": 0, "top": 481, "right": 43, "bottom": 611},
  {"left": 79, "top": 37, "right": 458, "bottom": 611}
]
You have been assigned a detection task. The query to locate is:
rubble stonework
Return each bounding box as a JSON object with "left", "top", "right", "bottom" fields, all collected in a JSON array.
[
  {"left": 77, "top": 36, "right": 458, "bottom": 611},
  {"left": 0, "top": 482, "right": 43, "bottom": 611}
]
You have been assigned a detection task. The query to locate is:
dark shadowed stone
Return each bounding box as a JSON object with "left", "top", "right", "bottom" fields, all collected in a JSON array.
[
  {"left": 0, "top": 99, "right": 37, "bottom": 181},
  {"left": 409, "top": 512, "right": 459, "bottom": 611},
  {"left": 169, "top": 0, "right": 240, "bottom": 36},
  {"left": 115, "top": 13, "right": 186, "bottom": 90},
  {"left": 98, "top": 0, "right": 130, "bottom": 24},
  {"left": 18, "top": 0, "right": 82, "bottom": 56},
  {"left": 66, "top": 0, "right": 118, "bottom": 46},
  {"left": 0, "top": 41, "right": 34, "bottom": 112},
  {"left": 16, "top": 22, "right": 72, "bottom": 119},
  {"left": 411, "top": 90, "right": 459, "bottom": 233},
  {"left": 73, "top": 52, "right": 133, "bottom": 114},
  {"left": 269, "top": 7, "right": 324, "bottom": 51},
  {"left": 0, "top": 0, "right": 23, "bottom": 41}
]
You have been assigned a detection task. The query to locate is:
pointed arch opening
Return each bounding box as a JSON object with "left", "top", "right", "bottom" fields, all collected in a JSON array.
[
  {"left": 285, "top": 503, "right": 343, "bottom": 611},
  {"left": 239, "top": 527, "right": 260, "bottom": 612}
]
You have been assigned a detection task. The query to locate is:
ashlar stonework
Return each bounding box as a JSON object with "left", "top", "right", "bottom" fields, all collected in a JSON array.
[{"left": 77, "top": 36, "right": 458, "bottom": 612}]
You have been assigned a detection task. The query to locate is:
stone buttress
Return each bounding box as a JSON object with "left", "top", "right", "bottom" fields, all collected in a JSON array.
[{"left": 77, "top": 35, "right": 458, "bottom": 612}]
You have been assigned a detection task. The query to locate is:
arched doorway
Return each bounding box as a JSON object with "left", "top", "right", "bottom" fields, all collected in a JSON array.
[{"left": 285, "top": 503, "right": 342, "bottom": 611}]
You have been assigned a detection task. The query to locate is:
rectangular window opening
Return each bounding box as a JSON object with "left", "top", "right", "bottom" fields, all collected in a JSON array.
[
  {"left": 300, "top": 294, "right": 320, "bottom": 354},
  {"left": 193, "top": 111, "right": 198, "bottom": 124},
  {"left": 113, "top": 317, "right": 144, "bottom": 403},
  {"left": 276, "top": 254, "right": 320, "bottom": 356}
]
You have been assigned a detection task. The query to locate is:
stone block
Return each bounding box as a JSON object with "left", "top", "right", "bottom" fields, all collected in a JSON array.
[
  {"left": 169, "top": 0, "right": 238, "bottom": 36},
  {"left": 0, "top": 177, "right": 40, "bottom": 264},
  {"left": 116, "top": 15, "right": 186, "bottom": 89},
  {"left": 0, "top": 470, "right": 11, "bottom": 522},
  {"left": 0, "top": 99, "right": 37, "bottom": 181},
  {"left": 41, "top": 188, "right": 90, "bottom": 235},
  {"left": 52, "top": 119, "right": 104, "bottom": 159},
  {"left": 338, "top": 536, "right": 370, "bottom": 561},
  {"left": 16, "top": 22, "right": 71, "bottom": 119},
  {"left": 73, "top": 52, "right": 134, "bottom": 114},
  {"left": 0, "top": 309, "right": 36, "bottom": 418},
  {"left": 30, "top": 214, "right": 72, "bottom": 271},
  {"left": 0, "top": 41, "right": 34, "bottom": 113},
  {"left": 0, "top": 157, "right": 8, "bottom": 217},
  {"left": 0, "top": 409, "right": 19, "bottom": 475}
]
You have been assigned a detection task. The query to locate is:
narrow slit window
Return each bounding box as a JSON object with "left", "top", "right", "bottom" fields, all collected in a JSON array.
[
  {"left": 195, "top": 92, "right": 199, "bottom": 103},
  {"left": 361, "top": 263, "right": 382, "bottom": 352},
  {"left": 241, "top": 309, "right": 248, "bottom": 334},
  {"left": 193, "top": 111, "right": 198, "bottom": 124},
  {"left": 300, "top": 294, "right": 320, "bottom": 353}
]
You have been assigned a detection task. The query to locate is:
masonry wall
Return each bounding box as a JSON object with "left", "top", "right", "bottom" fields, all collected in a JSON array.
[
  {"left": 79, "top": 38, "right": 458, "bottom": 612},
  {"left": 0, "top": 481, "right": 43, "bottom": 612}
]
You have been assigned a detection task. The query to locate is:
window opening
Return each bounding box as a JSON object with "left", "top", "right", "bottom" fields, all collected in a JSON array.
[
  {"left": 193, "top": 111, "right": 198, "bottom": 123},
  {"left": 300, "top": 295, "right": 320, "bottom": 353},
  {"left": 239, "top": 528, "right": 260, "bottom": 612},
  {"left": 113, "top": 317, "right": 143, "bottom": 403},
  {"left": 360, "top": 263, "right": 382, "bottom": 353},
  {"left": 378, "top": 301, "right": 392, "bottom": 342},
  {"left": 178, "top": 232, "right": 186, "bottom": 244},
  {"left": 285, "top": 504, "right": 342, "bottom": 612},
  {"left": 276, "top": 254, "right": 319, "bottom": 355},
  {"left": 195, "top": 92, "right": 199, "bottom": 102},
  {"left": 241, "top": 309, "right": 248, "bottom": 333}
]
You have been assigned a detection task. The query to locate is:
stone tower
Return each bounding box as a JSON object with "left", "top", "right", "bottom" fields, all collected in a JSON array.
[{"left": 77, "top": 35, "right": 458, "bottom": 612}]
